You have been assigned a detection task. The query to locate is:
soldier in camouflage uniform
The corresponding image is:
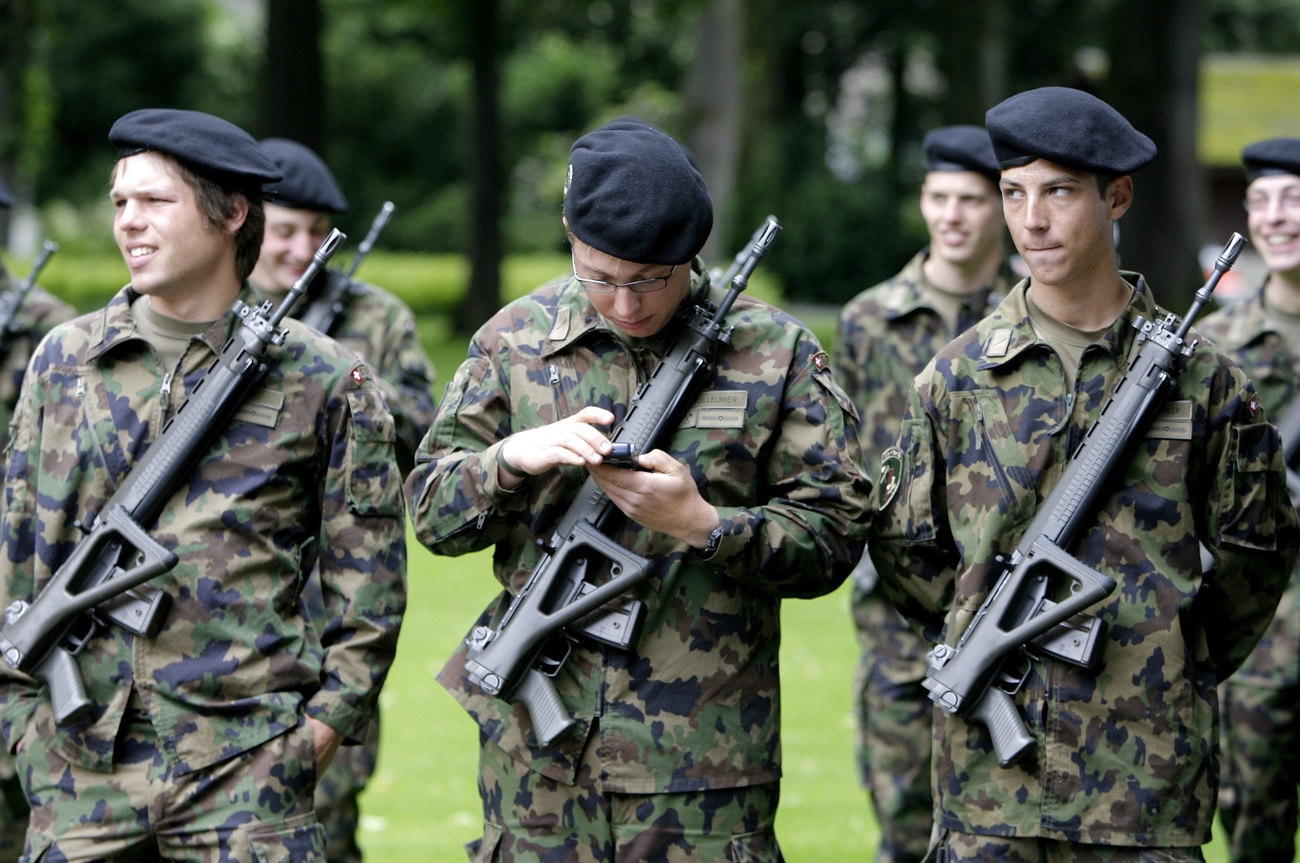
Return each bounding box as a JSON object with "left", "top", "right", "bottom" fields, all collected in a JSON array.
[
  {"left": 869, "top": 87, "right": 1297, "bottom": 862},
  {"left": 0, "top": 109, "right": 407, "bottom": 862},
  {"left": 1196, "top": 137, "right": 1300, "bottom": 863},
  {"left": 835, "top": 124, "right": 1009, "bottom": 863},
  {"left": 250, "top": 137, "right": 436, "bottom": 476},
  {"left": 0, "top": 174, "right": 77, "bottom": 862},
  {"left": 406, "top": 119, "right": 872, "bottom": 862},
  {"left": 248, "top": 138, "right": 436, "bottom": 863}
]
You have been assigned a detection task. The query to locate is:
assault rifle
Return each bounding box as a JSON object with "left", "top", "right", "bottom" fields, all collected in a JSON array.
[
  {"left": 0, "top": 240, "right": 58, "bottom": 346},
  {"left": 298, "top": 202, "right": 394, "bottom": 336},
  {"left": 924, "top": 233, "right": 1247, "bottom": 768},
  {"left": 462, "top": 216, "right": 781, "bottom": 746},
  {"left": 0, "top": 229, "right": 346, "bottom": 726}
]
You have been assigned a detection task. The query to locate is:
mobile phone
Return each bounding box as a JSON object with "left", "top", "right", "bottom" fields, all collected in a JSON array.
[{"left": 603, "top": 442, "right": 639, "bottom": 467}]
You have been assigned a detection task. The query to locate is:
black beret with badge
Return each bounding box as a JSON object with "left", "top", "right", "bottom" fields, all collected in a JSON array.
[
  {"left": 923, "top": 124, "right": 1000, "bottom": 183},
  {"left": 564, "top": 118, "right": 712, "bottom": 265},
  {"left": 108, "top": 108, "right": 281, "bottom": 194},
  {"left": 0, "top": 174, "right": 11, "bottom": 208},
  {"left": 259, "top": 138, "right": 349, "bottom": 213},
  {"left": 985, "top": 86, "right": 1156, "bottom": 176},
  {"left": 1241, "top": 138, "right": 1300, "bottom": 183}
]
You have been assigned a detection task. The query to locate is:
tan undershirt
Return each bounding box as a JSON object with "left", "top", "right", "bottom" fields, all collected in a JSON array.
[
  {"left": 130, "top": 296, "right": 215, "bottom": 372},
  {"left": 922, "top": 282, "right": 972, "bottom": 337},
  {"left": 1026, "top": 289, "right": 1114, "bottom": 390}
]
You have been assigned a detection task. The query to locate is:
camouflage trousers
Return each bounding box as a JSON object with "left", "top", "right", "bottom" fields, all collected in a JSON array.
[
  {"left": 470, "top": 728, "right": 784, "bottom": 862},
  {"left": 1216, "top": 679, "right": 1298, "bottom": 863},
  {"left": 852, "top": 570, "right": 934, "bottom": 863},
  {"left": 314, "top": 715, "right": 380, "bottom": 863},
  {"left": 931, "top": 831, "right": 1206, "bottom": 862},
  {"left": 0, "top": 750, "right": 28, "bottom": 861},
  {"left": 14, "top": 709, "right": 324, "bottom": 862}
]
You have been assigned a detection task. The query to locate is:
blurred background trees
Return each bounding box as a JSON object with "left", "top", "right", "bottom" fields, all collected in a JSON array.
[{"left": 4, "top": 0, "right": 1300, "bottom": 332}]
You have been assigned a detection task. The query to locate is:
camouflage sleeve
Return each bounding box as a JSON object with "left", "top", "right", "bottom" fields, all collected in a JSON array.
[
  {"left": 308, "top": 367, "right": 408, "bottom": 741},
  {"left": 1200, "top": 368, "right": 1299, "bottom": 680},
  {"left": 704, "top": 337, "right": 873, "bottom": 599},
  {"left": 0, "top": 353, "right": 46, "bottom": 752},
  {"left": 366, "top": 298, "right": 437, "bottom": 475},
  {"left": 405, "top": 340, "right": 533, "bottom": 559},
  {"left": 832, "top": 307, "right": 867, "bottom": 409},
  {"left": 866, "top": 377, "right": 958, "bottom": 643}
]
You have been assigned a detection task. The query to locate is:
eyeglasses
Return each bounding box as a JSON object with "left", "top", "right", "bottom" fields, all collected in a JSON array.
[
  {"left": 571, "top": 252, "right": 676, "bottom": 294},
  {"left": 1244, "top": 191, "right": 1300, "bottom": 214}
]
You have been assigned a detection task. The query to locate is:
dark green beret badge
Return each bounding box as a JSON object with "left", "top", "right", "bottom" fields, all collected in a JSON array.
[{"left": 878, "top": 446, "right": 903, "bottom": 510}]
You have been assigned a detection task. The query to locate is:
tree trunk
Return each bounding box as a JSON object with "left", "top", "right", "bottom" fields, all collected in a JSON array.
[
  {"left": 683, "top": 0, "right": 744, "bottom": 265},
  {"left": 260, "top": 0, "right": 324, "bottom": 148},
  {"left": 935, "top": 0, "right": 1008, "bottom": 123},
  {"left": 458, "top": 0, "right": 503, "bottom": 336},
  {"left": 1104, "top": 0, "right": 1204, "bottom": 313},
  {"left": 0, "top": 0, "right": 34, "bottom": 249}
]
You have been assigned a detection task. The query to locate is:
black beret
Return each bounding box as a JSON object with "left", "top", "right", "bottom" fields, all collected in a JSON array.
[
  {"left": 923, "top": 125, "right": 1000, "bottom": 182},
  {"left": 0, "top": 174, "right": 10, "bottom": 208},
  {"left": 564, "top": 118, "right": 712, "bottom": 265},
  {"left": 986, "top": 87, "right": 1156, "bottom": 175},
  {"left": 108, "top": 108, "right": 281, "bottom": 193},
  {"left": 259, "top": 138, "right": 348, "bottom": 213},
  {"left": 1242, "top": 138, "right": 1300, "bottom": 183}
]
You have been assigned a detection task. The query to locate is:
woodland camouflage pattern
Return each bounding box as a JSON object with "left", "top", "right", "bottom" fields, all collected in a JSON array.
[
  {"left": 0, "top": 285, "right": 77, "bottom": 450},
  {"left": 408, "top": 264, "right": 872, "bottom": 796},
  {"left": 250, "top": 269, "right": 437, "bottom": 474},
  {"left": 248, "top": 269, "right": 436, "bottom": 863},
  {"left": 1197, "top": 286, "right": 1300, "bottom": 862},
  {"left": 0, "top": 286, "right": 407, "bottom": 783},
  {"left": 834, "top": 248, "right": 1006, "bottom": 863},
  {"left": 0, "top": 283, "right": 77, "bottom": 861},
  {"left": 869, "top": 275, "right": 1297, "bottom": 847}
]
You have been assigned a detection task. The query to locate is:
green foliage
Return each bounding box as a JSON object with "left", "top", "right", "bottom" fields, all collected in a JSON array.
[{"left": 1199, "top": 55, "right": 1300, "bottom": 166}]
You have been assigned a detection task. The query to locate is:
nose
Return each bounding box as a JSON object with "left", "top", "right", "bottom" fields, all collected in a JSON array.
[
  {"left": 1023, "top": 195, "right": 1049, "bottom": 231},
  {"left": 116, "top": 199, "right": 144, "bottom": 231},
  {"left": 610, "top": 285, "right": 642, "bottom": 316},
  {"left": 290, "top": 232, "right": 317, "bottom": 264},
  {"left": 941, "top": 198, "right": 962, "bottom": 223}
]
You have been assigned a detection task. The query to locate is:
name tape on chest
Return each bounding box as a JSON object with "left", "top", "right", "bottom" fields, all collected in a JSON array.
[
  {"left": 233, "top": 389, "right": 286, "bottom": 428},
  {"left": 1146, "top": 399, "right": 1193, "bottom": 440},
  {"left": 680, "top": 390, "right": 747, "bottom": 429}
]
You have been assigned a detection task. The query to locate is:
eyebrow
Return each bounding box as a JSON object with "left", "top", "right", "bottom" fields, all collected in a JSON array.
[{"left": 1001, "top": 173, "right": 1083, "bottom": 189}]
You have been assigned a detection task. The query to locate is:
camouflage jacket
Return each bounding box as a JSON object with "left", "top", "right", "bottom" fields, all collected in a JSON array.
[
  {"left": 0, "top": 286, "right": 408, "bottom": 777},
  {"left": 834, "top": 249, "right": 1006, "bottom": 479},
  {"left": 1199, "top": 284, "right": 1300, "bottom": 691},
  {"left": 869, "top": 274, "right": 1297, "bottom": 845},
  {"left": 408, "top": 266, "right": 872, "bottom": 794},
  {"left": 248, "top": 269, "right": 437, "bottom": 475},
  {"left": 0, "top": 284, "right": 78, "bottom": 451}
]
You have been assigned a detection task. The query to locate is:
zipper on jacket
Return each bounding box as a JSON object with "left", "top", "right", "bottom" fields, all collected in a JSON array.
[{"left": 159, "top": 372, "right": 173, "bottom": 413}]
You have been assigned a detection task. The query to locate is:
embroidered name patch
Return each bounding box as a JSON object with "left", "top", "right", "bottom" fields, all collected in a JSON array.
[
  {"left": 681, "top": 390, "right": 748, "bottom": 429},
  {"left": 1147, "top": 399, "right": 1193, "bottom": 440}
]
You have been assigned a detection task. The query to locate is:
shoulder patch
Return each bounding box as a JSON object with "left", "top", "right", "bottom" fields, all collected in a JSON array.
[
  {"left": 351, "top": 365, "right": 368, "bottom": 385},
  {"left": 1247, "top": 391, "right": 1262, "bottom": 419},
  {"left": 812, "top": 351, "right": 830, "bottom": 373},
  {"left": 878, "top": 446, "right": 903, "bottom": 510}
]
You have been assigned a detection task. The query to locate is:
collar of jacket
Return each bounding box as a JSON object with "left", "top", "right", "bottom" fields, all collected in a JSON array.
[
  {"left": 974, "top": 270, "right": 1153, "bottom": 371},
  {"left": 540, "top": 257, "right": 708, "bottom": 360},
  {"left": 86, "top": 284, "right": 238, "bottom": 363},
  {"left": 881, "top": 247, "right": 1008, "bottom": 323}
]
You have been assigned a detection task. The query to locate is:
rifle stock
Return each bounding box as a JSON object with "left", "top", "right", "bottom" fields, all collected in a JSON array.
[
  {"left": 462, "top": 217, "right": 781, "bottom": 746},
  {"left": 0, "top": 229, "right": 346, "bottom": 725},
  {"left": 925, "top": 233, "right": 1247, "bottom": 768}
]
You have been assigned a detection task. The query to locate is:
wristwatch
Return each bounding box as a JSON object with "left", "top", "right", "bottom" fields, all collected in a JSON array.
[{"left": 700, "top": 523, "right": 724, "bottom": 559}]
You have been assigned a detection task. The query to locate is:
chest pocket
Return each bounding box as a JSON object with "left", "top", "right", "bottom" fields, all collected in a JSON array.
[
  {"left": 947, "top": 389, "right": 1037, "bottom": 522},
  {"left": 1215, "top": 421, "right": 1283, "bottom": 551}
]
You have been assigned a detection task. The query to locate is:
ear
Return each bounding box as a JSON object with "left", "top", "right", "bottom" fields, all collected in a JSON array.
[
  {"left": 225, "top": 193, "right": 251, "bottom": 236},
  {"left": 1107, "top": 175, "right": 1134, "bottom": 220}
]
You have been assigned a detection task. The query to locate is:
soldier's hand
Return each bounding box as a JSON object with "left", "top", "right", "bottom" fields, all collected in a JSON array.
[
  {"left": 496, "top": 406, "right": 616, "bottom": 488},
  {"left": 307, "top": 716, "right": 344, "bottom": 774},
  {"left": 589, "top": 448, "right": 719, "bottom": 548}
]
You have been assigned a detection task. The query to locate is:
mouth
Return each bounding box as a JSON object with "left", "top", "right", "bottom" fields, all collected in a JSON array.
[
  {"left": 125, "top": 245, "right": 157, "bottom": 267},
  {"left": 1264, "top": 233, "right": 1299, "bottom": 248}
]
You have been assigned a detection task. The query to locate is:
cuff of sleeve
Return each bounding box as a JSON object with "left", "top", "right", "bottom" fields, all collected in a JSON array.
[
  {"left": 305, "top": 693, "right": 370, "bottom": 746},
  {"left": 697, "top": 506, "right": 748, "bottom": 563},
  {"left": 483, "top": 442, "right": 530, "bottom": 501}
]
